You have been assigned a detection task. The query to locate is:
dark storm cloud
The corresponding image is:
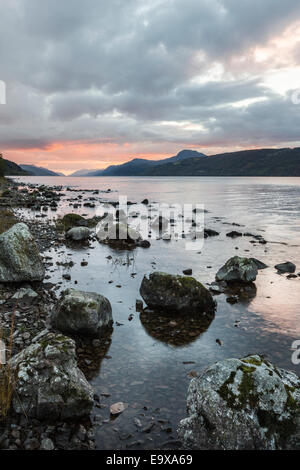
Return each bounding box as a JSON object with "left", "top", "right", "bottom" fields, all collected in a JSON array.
[{"left": 1, "top": 0, "right": 300, "bottom": 156}]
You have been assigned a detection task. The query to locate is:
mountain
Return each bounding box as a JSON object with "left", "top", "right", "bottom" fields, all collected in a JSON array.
[
  {"left": 146, "top": 148, "right": 300, "bottom": 176},
  {"left": 69, "top": 169, "right": 101, "bottom": 177},
  {"left": 20, "top": 164, "right": 64, "bottom": 176},
  {"left": 87, "top": 150, "right": 206, "bottom": 176},
  {"left": 3, "top": 158, "right": 29, "bottom": 176}
]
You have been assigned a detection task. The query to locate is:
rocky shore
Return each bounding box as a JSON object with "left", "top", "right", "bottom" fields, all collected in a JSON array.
[{"left": 0, "top": 177, "right": 299, "bottom": 450}]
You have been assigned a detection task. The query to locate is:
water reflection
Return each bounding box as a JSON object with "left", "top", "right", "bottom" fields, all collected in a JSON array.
[
  {"left": 224, "top": 282, "right": 257, "bottom": 305},
  {"left": 140, "top": 310, "right": 214, "bottom": 347},
  {"left": 76, "top": 332, "right": 113, "bottom": 380}
]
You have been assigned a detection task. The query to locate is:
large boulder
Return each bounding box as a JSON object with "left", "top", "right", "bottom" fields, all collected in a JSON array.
[
  {"left": 96, "top": 222, "right": 143, "bottom": 249},
  {"left": 51, "top": 288, "right": 113, "bottom": 336},
  {"left": 61, "top": 213, "right": 88, "bottom": 230},
  {"left": 0, "top": 223, "right": 45, "bottom": 282},
  {"left": 216, "top": 256, "right": 258, "bottom": 283},
  {"left": 140, "top": 272, "right": 215, "bottom": 315},
  {"left": 10, "top": 330, "right": 94, "bottom": 420},
  {"left": 65, "top": 226, "right": 91, "bottom": 242},
  {"left": 177, "top": 355, "right": 300, "bottom": 450}
]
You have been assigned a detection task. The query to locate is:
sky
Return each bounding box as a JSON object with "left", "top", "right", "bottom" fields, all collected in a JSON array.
[{"left": 1, "top": 0, "right": 300, "bottom": 174}]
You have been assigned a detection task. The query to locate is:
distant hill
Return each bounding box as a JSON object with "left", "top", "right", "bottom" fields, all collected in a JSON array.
[
  {"left": 3, "top": 158, "right": 29, "bottom": 176},
  {"left": 69, "top": 169, "right": 101, "bottom": 177},
  {"left": 86, "top": 150, "right": 206, "bottom": 176},
  {"left": 146, "top": 148, "right": 300, "bottom": 176},
  {"left": 20, "top": 164, "right": 64, "bottom": 176}
]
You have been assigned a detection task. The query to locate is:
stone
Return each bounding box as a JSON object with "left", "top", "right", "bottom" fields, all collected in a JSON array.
[
  {"left": 204, "top": 229, "right": 219, "bottom": 238},
  {"left": 0, "top": 223, "right": 45, "bottom": 282},
  {"left": 96, "top": 222, "right": 142, "bottom": 248},
  {"left": 226, "top": 231, "right": 243, "bottom": 238},
  {"left": 216, "top": 256, "right": 258, "bottom": 283},
  {"left": 40, "top": 438, "right": 55, "bottom": 450},
  {"left": 177, "top": 355, "right": 300, "bottom": 450},
  {"left": 183, "top": 269, "right": 192, "bottom": 275},
  {"left": 51, "top": 288, "right": 113, "bottom": 336},
  {"left": 140, "top": 272, "right": 216, "bottom": 315},
  {"left": 12, "top": 287, "right": 38, "bottom": 299},
  {"left": 10, "top": 330, "right": 94, "bottom": 420},
  {"left": 138, "top": 239, "right": 151, "bottom": 248},
  {"left": 61, "top": 213, "right": 87, "bottom": 230},
  {"left": 275, "top": 262, "right": 296, "bottom": 274},
  {"left": 65, "top": 226, "right": 91, "bottom": 242}
]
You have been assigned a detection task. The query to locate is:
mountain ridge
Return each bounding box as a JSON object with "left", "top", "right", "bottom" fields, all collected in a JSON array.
[
  {"left": 81, "top": 150, "right": 206, "bottom": 176},
  {"left": 20, "top": 164, "right": 64, "bottom": 176},
  {"left": 146, "top": 147, "right": 300, "bottom": 176}
]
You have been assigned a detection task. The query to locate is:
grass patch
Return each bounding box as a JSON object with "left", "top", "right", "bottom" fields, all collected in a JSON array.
[{"left": 0, "top": 306, "right": 16, "bottom": 420}]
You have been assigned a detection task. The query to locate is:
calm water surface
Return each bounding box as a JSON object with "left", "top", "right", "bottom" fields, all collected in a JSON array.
[{"left": 13, "top": 176, "right": 300, "bottom": 449}]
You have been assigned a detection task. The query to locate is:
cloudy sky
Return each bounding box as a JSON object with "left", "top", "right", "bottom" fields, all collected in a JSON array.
[{"left": 1, "top": 0, "right": 300, "bottom": 173}]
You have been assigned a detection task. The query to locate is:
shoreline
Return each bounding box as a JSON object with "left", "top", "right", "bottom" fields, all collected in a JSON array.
[{"left": 0, "top": 177, "right": 299, "bottom": 451}]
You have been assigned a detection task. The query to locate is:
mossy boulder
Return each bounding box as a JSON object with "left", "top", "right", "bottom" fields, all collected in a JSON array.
[
  {"left": 216, "top": 256, "right": 258, "bottom": 283},
  {"left": 10, "top": 330, "right": 94, "bottom": 420},
  {"left": 0, "top": 223, "right": 45, "bottom": 282},
  {"left": 140, "top": 272, "right": 216, "bottom": 315},
  {"left": 61, "top": 213, "right": 87, "bottom": 230},
  {"left": 177, "top": 355, "right": 300, "bottom": 449},
  {"left": 51, "top": 288, "right": 113, "bottom": 337}
]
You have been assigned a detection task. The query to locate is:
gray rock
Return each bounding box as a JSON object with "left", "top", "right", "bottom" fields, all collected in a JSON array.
[
  {"left": 216, "top": 256, "right": 258, "bottom": 283},
  {"left": 40, "top": 438, "right": 55, "bottom": 450},
  {"left": 140, "top": 272, "right": 215, "bottom": 315},
  {"left": 51, "top": 288, "right": 113, "bottom": 336},
  {"left": 10, "top": 330, "right": 94, "bottom": 420},
  {"left": 66, "top": 226, "right": 91, "bottom": 242},
  {"left": 0, "top": 223, "right": 45, "bottom": 282},
  {"left": 275, "top": 262, "right": 296, "bottom": 274},
  {"left": 177, "top": 355, "right": 300, "bottom": 450},
  {"left": 12, "top": 287, "right": 38, "bottom": 299},
  {"left": 96, "top": 222, "right": 141, "bottom": 244}
]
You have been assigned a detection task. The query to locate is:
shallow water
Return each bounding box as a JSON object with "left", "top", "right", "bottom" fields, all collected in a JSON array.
[{"left": 12, "top": 176, "right": 300, "bottom": 449}]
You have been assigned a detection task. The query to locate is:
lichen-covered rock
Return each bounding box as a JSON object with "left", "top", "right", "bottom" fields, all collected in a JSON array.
[
  {"left": 51, "top": 288, "right": 113, "bottom": 336},
  {"left": 140, "top": 272, "right": 216, "bottom": 315},
  {"left": 10, "top": 330, "right": 94, "bottom": 420},
  {"left": 216, "top": 256, "right": 258, "bottom": 283},
  {"left": 177, "top": 355, "right": 300, "bottom": 450},
  {"left": 65, "top": 226, "right": 91, "bottom": 242},
  {"left": 0, "top": 223, "right": 45, "bottom": 282}
]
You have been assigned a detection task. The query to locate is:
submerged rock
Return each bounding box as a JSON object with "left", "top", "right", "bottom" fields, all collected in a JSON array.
[
  {"left": 51, "top": 288, "right": 113, "bottom": 337},
  {"left": 10, "top": 330, "right": 94, "bottom": 420},
  {"left": 275, "top": 262, "right": 296, "bottom": 274},
  {"left": 0, "top": 223, "right": 45, "bottom": 282},
  {"left": 66, "top": 226, "right": 91, "bottom": 242},
  {"left": 216, "top": 256, "right": 258, "bottom": 283},
  {"left": 177, "top": 355, "right": 300, "bottom": 450},
  {"left": 140, "top": 272, "right": 215, "bottom": 315}
]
